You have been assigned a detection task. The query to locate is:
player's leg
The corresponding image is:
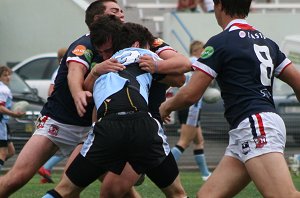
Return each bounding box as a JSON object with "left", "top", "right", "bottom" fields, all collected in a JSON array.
[
  {"left": 0, "top": 121, "right": 8, "bottom": 172},
  {"left": 6, "top": 124, "right": 15, "bottom": 160},
  {"left": 246, "top": 152, "right": 300, "bottom": 198},
  {"left": 39, "top": 155, "right": 64, "bottom": 183},
  {"left": 6, "top": 141, "right": 15, "bottom": 160},
  {"left": 197, "top": 155, "right": 251, "bottom": 198},
  {"left": 245, "top": 112, "right": 300, "bottom": 197},
  {"left": 0, "top": 146, "right": 7, "bottom": 172},
  {"left": 147, "top": 153, "right": 187, "bottom": 198},
  {"left": 172, "top": 109, "right": 198, "bottom": 161},
  {"left": 193, "top": 126, "right": 211, "bottom": 181},
  {"left": 100, "top": 163, "right": 141, "bottom": 198},
  {"left": 0, "top": 135, "right": 58, "bottom": 197}
]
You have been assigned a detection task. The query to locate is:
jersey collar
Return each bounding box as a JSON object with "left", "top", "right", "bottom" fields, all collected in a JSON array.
[{"left": 225, "top": 19, "right": 255, "bottom": 31}]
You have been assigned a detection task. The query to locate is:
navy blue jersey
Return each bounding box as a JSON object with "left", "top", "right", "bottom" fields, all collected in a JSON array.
[
  {"left": 41, "top": 34, "right": 103, "bottom": 126},
  {"left": 192, "top": 19, "right": 291, "bottom": 129},
  {"left": 149, "top": 38, "right": 175, "bottom": 123}
]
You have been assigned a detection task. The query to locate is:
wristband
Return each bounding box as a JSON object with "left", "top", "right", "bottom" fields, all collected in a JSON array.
[{"left": 91, "top": 67, "right": 99, "bottom": 78}]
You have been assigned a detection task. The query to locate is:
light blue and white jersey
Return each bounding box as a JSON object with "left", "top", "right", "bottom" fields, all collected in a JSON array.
[
  {"left": 93, "top": 48, "right": 161, "bottom": 110},
  {"left": 0, "top": 81, "right": 13, "bottom": 122}
]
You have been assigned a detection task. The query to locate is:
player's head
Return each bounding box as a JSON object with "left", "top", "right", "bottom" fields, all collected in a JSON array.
[
  {"left": 90, "top": 15, "right": 154, "bottom": 60},
  {"left": 213, "top": 0, "right": 252, "bottom": 18},
  {"left": 112, "top": 22, "right": 155, "bottom": 52},
  {"left": 85, "top": 0, "right": 124, "bottom": 29},
  {"left": 0, "top": 65, "right": 12, "bottom": 85},
  {"left": 90, "top": 15, "right": 123, "bottom": 60},
  {"left": 189, "top": 40, "right": 204, "bottom": 57}
]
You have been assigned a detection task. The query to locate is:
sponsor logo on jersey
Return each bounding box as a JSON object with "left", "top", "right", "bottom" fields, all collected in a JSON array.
[
  {"left": 84, "top": 49, "right": 93, "bottom": 63},
  {"left": 48, "top": 124, "right": 59, "bottom": 136},
  {"left": 201, "top": 46, "right": 214, "bottom": 59},
  {"left": 72, "top": 45, "right": 86, "bottom": 56},
  {"left": 242, "top": 141, "right": 250, "bottom": 155},
  {"left": 239, "top": 31, "right": 246, "bottom": 38},
  {"left": 152, "top": 38, "right": 164, "bottom": 48}
]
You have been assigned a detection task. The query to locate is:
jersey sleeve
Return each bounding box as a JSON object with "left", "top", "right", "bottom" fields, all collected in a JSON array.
[
  {"left": 65, "top": 35, "right": 95, "bottom": 71},
  {"left": 192, "top": 36, "right": 222, "bottom": 79},
  {"left": 271, "top": 41, "right": 292, "bottom": 77},
  {"left": 150, "top": 38, "right": 177, "bottom": 56}
]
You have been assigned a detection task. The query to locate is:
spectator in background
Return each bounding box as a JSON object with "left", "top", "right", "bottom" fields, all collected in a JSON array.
[
  {"left": 177, "top": 0, "right": 198, "bottom": 12},
  {"left": 0, "top": 66, "right": 25, "bottom": 172},
  {"left": 171, "top": 40, "right": 211, "bottom": 182},
  {"left": 199, "top": 0, "right": 214, "bottom": 12},
  {"left": 38, "top": 47, "right": 68, "bottom": 184}
]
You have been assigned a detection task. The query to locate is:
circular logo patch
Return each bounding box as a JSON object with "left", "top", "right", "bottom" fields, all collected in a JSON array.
[{"left": 200, "top": 46, "right": 214, "bottom": 59}]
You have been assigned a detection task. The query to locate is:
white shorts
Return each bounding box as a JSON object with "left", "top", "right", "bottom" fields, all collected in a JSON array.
[
  {"left": 225, "top": 112, "right": 286, "bottom": 163},
  {"left": 33, "top": 115, "right": 91, "bottom": 156}
]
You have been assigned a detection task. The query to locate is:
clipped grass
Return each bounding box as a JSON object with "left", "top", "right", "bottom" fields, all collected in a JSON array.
[{"left": 7, "top": 171, "right": 300, "bottom": 197}]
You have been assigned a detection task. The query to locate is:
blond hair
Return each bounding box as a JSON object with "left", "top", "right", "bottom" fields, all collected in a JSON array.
[{"left": 189, "top": 40, "right": 204, "bottom": 56}]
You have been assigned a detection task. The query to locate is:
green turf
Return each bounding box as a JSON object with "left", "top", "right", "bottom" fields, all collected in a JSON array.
[{"left": 7, "top": 171, "right": 300, "bottom": 197}]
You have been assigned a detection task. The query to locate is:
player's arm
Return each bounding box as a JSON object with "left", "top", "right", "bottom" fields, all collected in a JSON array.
[
  {"left": 84, "top": 58, "right": 125, "bottom": 92},
  {"left": 0, "top": 104, "right": 24, "bottom": 117},
  {"left": 68, "top": 61, "right": 91, "bottom": 117},
  {"left": 159, "top": 70, "right": 212, "bottom": 120},
  {"left": 278, "top": 63, "right": 300, "bottom": 101},
  {"left": 139, "top": 50, "right": 192, "bottom": 75},
  {"left": 158, "top": 74, "right": 186, "bottom": 87}
]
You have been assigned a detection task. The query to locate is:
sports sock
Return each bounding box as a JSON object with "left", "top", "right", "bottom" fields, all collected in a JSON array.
[
  {"left": 44, "top": 155, "right": 64, "bottom": 171},
  {"left": 0, "top": 159, "right": 4, "bottom": 172},
  {"left": 171, "top": 145, "right": 185, "bottom": 161},
  {"left": 42, "top": 189, "right": 62, "bottom": 198},
  {"left": 194, "top": 149, "right": 210, "bottom": 176}
]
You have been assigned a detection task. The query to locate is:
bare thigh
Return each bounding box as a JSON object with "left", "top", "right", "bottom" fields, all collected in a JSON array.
[
  {"left": 246, "top": 152, "right": 300, "bottom": 198},
  {"left": 197, "top": 156, "right": 251, "bottom": 198},
  {"left": 0, "top": 135, "right": 57, "bottom": 196}
]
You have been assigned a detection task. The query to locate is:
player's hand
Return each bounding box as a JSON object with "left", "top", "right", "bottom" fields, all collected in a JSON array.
[
  {"left": 94, "top": 58, "right": 125, "bottom": 76},
  {"left": 159, "top": 101, "right": 172, "bottom": 122},
  {"left": 163, "top": 115, "right": 171, "bottom": 124},
  {"left": 13, "top": 111, "right": 26, "bottom": 118},
  {"left": 139, "top": 55, "right": 157, "bottom": 74},
  {"left": 73, "top": 90, "right": 92, "bottom": 117}
]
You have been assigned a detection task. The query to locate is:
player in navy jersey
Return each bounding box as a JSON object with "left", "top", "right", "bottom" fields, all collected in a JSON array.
[
  {"left": 43, "top": 16, "right": 187, "bottom": 198},
  {"left": 0, "top": 1, "right": 128, "bottom": 197},
  {"left": 160, "top": 0, "right": 300, "bottom": 197}
]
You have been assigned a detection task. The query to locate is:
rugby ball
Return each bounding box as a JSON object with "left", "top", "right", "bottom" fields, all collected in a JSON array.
[
  {"left": 203, "top": 87, "right": 221, "bottom": 104},
  {"left": 12, "top": 101, "right": 29, "bottom": 112}
]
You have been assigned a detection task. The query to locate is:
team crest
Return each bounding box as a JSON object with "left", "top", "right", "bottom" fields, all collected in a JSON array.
[
  {"left": 242, "top": 141, "right": 250, "bottom": 155},
  {"left": 48, "top": 124, "right": 59, "bottom": 136},
  {"left": 84, "top": 49, "right": 93, "bottom": 63},
  {"left": 254, "top": 135, "right": 267, "bottom": 148},
  {"left": 200, "top": 46, "right": 214, "bottom": 59}
]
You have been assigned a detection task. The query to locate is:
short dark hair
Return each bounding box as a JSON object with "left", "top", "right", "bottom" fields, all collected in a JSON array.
[
  {"left": 214, "top": 0, "right": 252, "bottom": 18},
  {"left": 90, "top": 15, "right": 123, "bottom": 51},
  {"left": 113, "top": 22, "right": 155, "bottom": 52},
  {"left": 85, "top": 0, "right": 118, "bottom": 28},
  {"left": 90, "top": 15, "right": 155, "bottom": 54}
]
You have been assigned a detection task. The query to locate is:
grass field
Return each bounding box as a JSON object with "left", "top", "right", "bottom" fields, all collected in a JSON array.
[{"left": 7, "top": 171, "right": 300, "bottom": 198}]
